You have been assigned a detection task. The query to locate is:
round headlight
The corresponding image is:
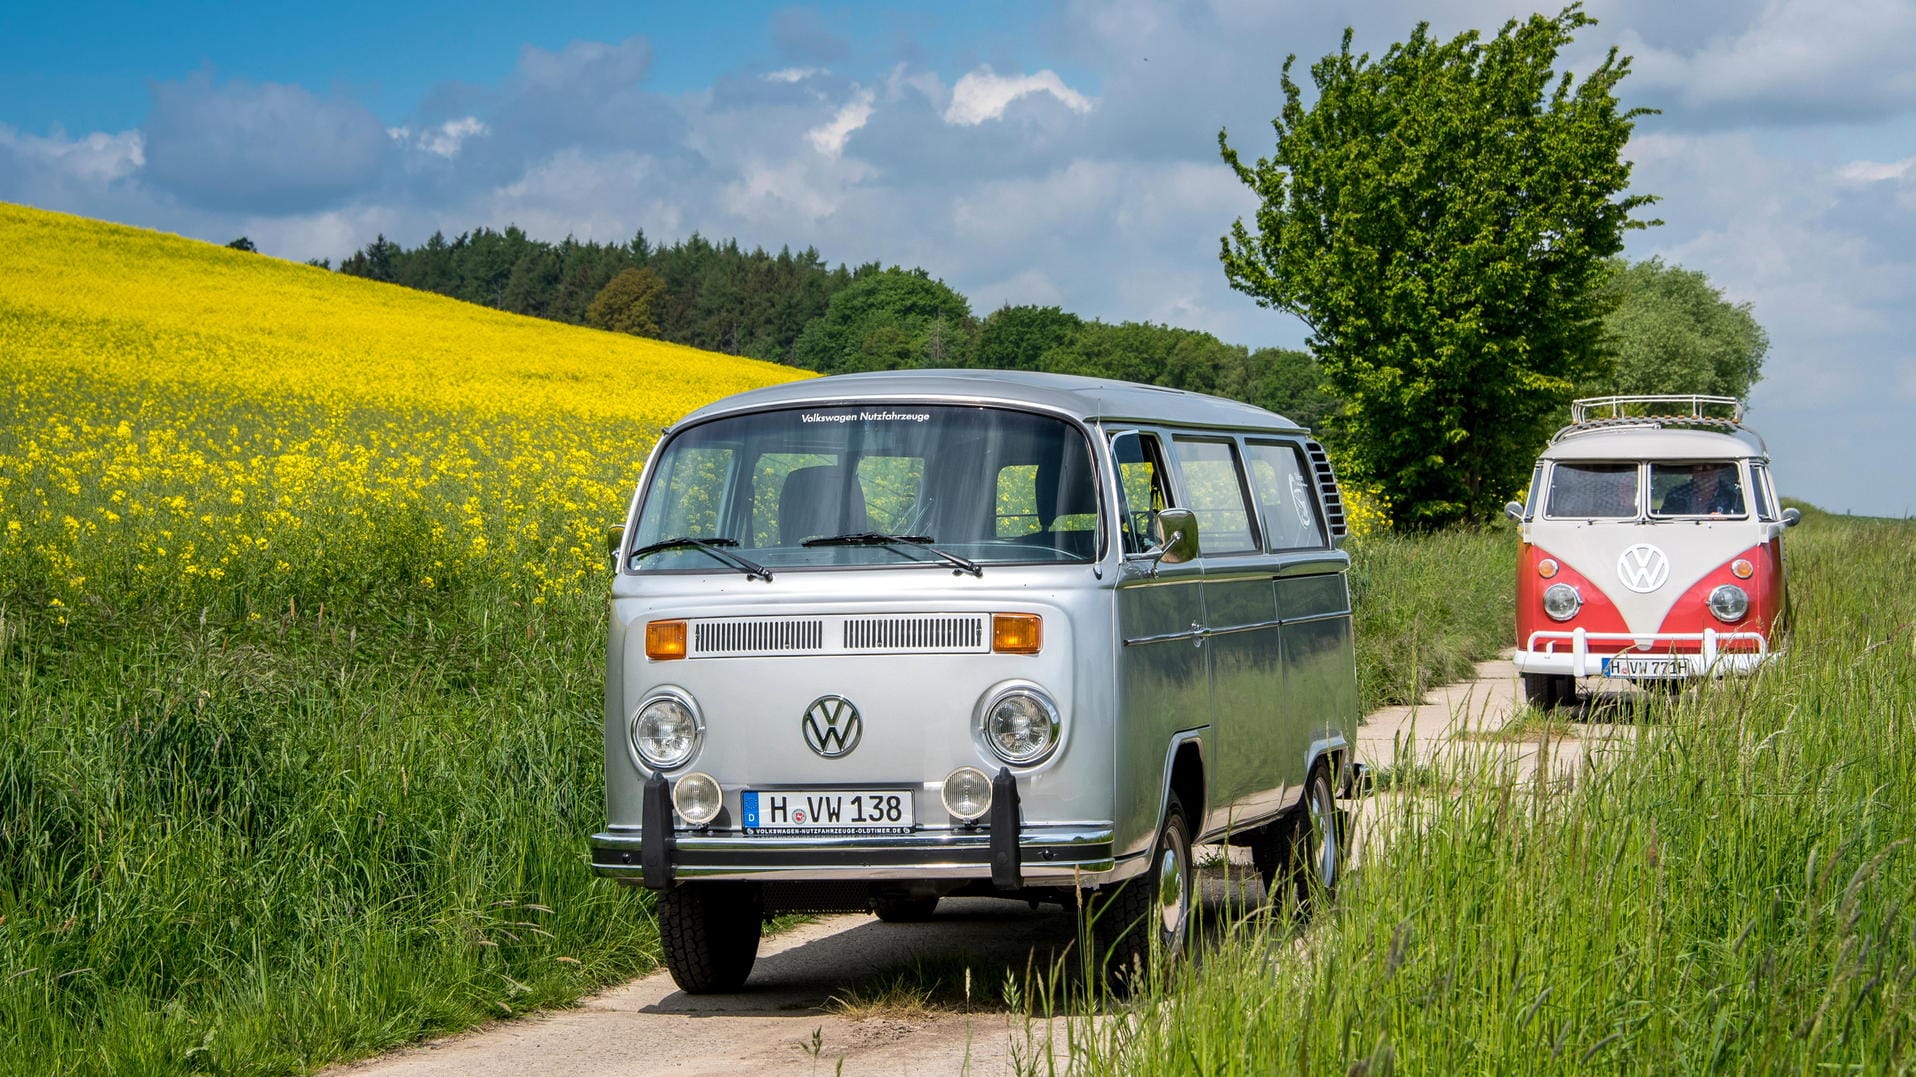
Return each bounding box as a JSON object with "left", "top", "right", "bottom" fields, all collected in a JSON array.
[
  {"left": 1543, "top": 583, "right": 1582, "bottom": 622},
  {"left": 1708, "top": 584, "right": 1749, "bottom": 622},
  {"left": 672, "top": 771, "right": 722, "bottom": 826},
  {"left": 942, "top": 766, "right": 992, "bottom": 821},
  {"left": 979, "top": 687, "right": 1062, "bottom": 765},
  {"left": 630, "top": 690, "right": 702, "bottom": 770}
]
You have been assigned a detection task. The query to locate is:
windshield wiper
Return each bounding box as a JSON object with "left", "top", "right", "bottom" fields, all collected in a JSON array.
[
  {"left": 629, "top": 536, "right": 773, "bottom": 581},
  {"left": 802, "top": 532, "right": 983, "bottom": 577}
]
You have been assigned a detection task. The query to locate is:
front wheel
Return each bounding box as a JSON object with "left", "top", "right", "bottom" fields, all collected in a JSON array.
[
  {"left": 1522, "top": 672, "right": 1576, "bottom": 709},
  {"left": 1084, "top": 794, "right": 1193, "bottom": 993},
  {"left": 657, "top": 882, "right": 764, "bottom": 994}
]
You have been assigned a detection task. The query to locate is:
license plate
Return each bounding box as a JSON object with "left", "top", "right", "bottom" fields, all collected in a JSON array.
[
  {"left": 1603, "top": 655, "right": 1688, "bottom": 678},
  {"left": 741, "top": 789, "right": 914, "bottom": 835}
]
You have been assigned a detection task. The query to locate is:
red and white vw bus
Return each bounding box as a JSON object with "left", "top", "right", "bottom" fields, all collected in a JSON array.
[{"left": 1506, "top": 396, "right": 1800, "bottom": 707}]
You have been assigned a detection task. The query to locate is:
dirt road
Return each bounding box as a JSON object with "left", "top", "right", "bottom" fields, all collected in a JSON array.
[{"left": 335, "top": 657, "right": 1632, "bottom": 1077}]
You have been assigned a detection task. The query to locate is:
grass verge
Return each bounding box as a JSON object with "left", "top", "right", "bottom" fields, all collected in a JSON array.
[{"left": 1045, "top": 511, "right": 1916, "bottom": 1073}]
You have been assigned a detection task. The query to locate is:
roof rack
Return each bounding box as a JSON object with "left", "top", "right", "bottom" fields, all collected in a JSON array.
[
  {"left": 1571, "top": 395, "right": 1743, "bottom": 424},
  {"left": 1552, "top": 395, "right": 1753, "bottom": 443}
]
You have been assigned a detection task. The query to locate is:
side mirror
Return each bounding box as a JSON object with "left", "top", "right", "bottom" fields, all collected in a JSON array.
[
  {"left": 1782, "top": 507, "right": 1802, "bottom": 528},
  {"left": 605, "top": 524, "right": 625, "bottom": 568},
  {"left": 1504, "top": 500, "right": 1525, "bottom": 523},
  {"left": 1153, "top": 507, "right": 1200, "bottom": 566}
]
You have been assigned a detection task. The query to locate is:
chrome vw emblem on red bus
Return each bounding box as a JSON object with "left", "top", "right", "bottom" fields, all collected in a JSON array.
[{"left": 1617, "top": 543, "right": 1671, "bottom": 593}]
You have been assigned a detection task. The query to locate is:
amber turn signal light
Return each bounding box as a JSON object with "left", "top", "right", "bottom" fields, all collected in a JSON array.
[
  {"left": 1537, "top": 558, "right": 1560, "bottom": 579},
  {"left": 992, "top": 613, "right": 1043, "bottom": 655},
  {"left": 646, "top": 620, "right": 688, "bottom": 660},
  {"left": 1731, "top": 559, "right": 1754, "bottom": 579}
]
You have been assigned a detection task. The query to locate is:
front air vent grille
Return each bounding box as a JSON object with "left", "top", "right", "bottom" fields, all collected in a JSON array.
[
  {"left": 844, "top": 614, "right": 987, "bottom": 653},
  {"left": 692, "top": 618, "right": 825, "bottom": 656},
  {"left": 1304, "top": 440, "right": 1348, "bottom": 539},
  {"left": 685, "top": 614, "right": 990, "bottom": 657}
]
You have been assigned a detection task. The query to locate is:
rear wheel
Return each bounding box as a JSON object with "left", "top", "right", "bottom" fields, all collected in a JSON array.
[
  {"left": 1286, "top": 763, "right": 1343, "bottom": 913},
  {"left": 657, "top": 882, "right": 764, "bottom": 994},
  {"left": 1522, "top": 672, "right": 1576, "bottom": 709},
  {"left": 1085, "top": 794, "right": 1193, "bottom": 993}
]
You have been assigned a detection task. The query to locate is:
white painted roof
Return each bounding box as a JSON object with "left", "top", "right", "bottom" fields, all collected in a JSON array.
[{"left": 1542, "top": 425, "right": 1766, "bottom": 462}]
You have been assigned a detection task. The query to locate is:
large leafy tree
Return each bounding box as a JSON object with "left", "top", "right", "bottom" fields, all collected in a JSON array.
[
  {"left": 1220, "top": 5, "right": 1657, "bottom": 526},
  {"left": 791, "top": 268, "right": 974, "bottom": 374},
  {"left": 1583, "top": 257, "right": 1768, "bottom": 400}
]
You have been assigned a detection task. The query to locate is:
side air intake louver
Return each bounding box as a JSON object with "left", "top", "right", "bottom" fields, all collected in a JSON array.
[
  {"left": 692, "top": 618, "right": 825, "bottom": 656},
  {"left": 843, "top": 614, "right": 987, "bottom": 653},
  {"left": 1304, "top": 440, "right": 1348, "bottom": 540}
]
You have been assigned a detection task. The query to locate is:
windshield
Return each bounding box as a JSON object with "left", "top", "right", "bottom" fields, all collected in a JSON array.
[
  {"left": 1544, "top": 462, "right": 1640, "bottom": 519},
  {"left": 1650, "top": 461, "right": 1747, "bottom": 518},
  {"left": 628, "top": 405, "right": 1101, "bottom": 571}
]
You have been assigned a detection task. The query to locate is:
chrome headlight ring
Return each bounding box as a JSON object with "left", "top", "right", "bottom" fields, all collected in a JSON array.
[
  {"left": 1542, "top": 582, "right": 1582, "bottom": 622},
  {"left": 629, "top": 687, "right": 704, "bottom": 772},
  {"left": 1708, "top": 584, "right": 1750, "bottom": 622},
  {"left": 975, "top": 682, "right": 1063, "bottom": 766}
]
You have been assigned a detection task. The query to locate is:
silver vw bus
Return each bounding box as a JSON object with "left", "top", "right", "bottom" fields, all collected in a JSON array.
[{"left": 590, "top": 370, "right": 1359, "bottom": 991}]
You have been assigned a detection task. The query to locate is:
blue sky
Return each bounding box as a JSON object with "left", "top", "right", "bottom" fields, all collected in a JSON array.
[{"left": 3, "top": 0, "right": 1912, "bottom": 516}]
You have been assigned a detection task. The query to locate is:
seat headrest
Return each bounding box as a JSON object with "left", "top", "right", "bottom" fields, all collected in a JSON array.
[{"left": 779, "top": 465, "right": 869, "bottom": 545}]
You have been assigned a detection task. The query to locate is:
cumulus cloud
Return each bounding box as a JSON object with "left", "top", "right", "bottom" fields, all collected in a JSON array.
[
  {"left": 1621, "top": 0, "right": 1916, "bottom": 126},
  {"left": 141, "top": 74, "right": 394, "bottom": 212},
  {"left": 388, "top": 116, "right": 490, "bottom": 159},
  {"left": 0, "top": 126, "right": 144, "bottom": 185},
  {"left": 944, "top": 66, "right": 1094, "bottom": 126},
  {"left": 807, "top": 89, "right": 875, "bottom": 158}
]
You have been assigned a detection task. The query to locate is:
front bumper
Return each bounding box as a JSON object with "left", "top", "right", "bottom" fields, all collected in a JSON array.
[
  {"left": 589, "top": 822, "right": 1119, "bottom": 886},
  {"left": 1517, "top": 627, "right": 1776, "bottom": 679}
]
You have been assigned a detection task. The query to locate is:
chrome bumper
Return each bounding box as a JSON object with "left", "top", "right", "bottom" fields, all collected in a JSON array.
[
  {"left": 1517, "top": 627, "right": 1775, "bottom": 678},
  {"left": 590, "top": 822, "right": 1120, "bottom": 886}
]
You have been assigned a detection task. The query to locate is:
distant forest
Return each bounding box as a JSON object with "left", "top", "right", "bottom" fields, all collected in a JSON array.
[{"left": 331, "top": 227, "right": 1342, "bottom": 432}]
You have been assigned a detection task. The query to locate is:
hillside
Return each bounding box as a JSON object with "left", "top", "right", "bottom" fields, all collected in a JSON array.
[{"left": 0, "top": 202, "right": 808, "bottom": 427}]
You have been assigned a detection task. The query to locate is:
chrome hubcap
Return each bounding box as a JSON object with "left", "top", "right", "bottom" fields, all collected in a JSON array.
[
  {"left": 1309, "top": 779, "right": 1337, "bottom": 889},
  {"left": 1155, "top": 842, "right": 1188, "bottom": 948}
]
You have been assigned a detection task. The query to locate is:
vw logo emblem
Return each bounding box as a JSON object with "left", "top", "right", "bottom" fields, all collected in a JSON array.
[
  {"left": 1617, "top": 543, "right": 1670, "bottom": 593},
  {"left": 802, "top": 695, "right": 862, "bottom": 758}
]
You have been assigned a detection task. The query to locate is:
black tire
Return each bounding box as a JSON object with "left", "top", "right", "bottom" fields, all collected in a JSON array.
[
  {"left": 1084, "top": 794, "right": 1193, "bottom": 993},
  {"left": 657, "top": 882, "right": 764, "bottom": 994},
  {"left": 1522, "top": 672, "right": 1576, "bottom": 709},
  {"left": 872, "top": 894, "right": 940, "bottom": 922},
  {"left": 1286, "top": 763, "right": 1343, "bottom": 914}
]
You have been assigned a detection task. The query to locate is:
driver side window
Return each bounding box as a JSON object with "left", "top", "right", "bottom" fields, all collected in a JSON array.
[{"left": 1110, "top": 431, "right": 1173, "bottom": 556}]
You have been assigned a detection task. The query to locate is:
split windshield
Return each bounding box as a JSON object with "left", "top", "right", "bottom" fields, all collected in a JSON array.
[
  {"left": 628, "top": 405, "right": 1100, "bottom": 572},
  {"left": 1544, "top": 460, "right": 1748, "bottom": 520}
]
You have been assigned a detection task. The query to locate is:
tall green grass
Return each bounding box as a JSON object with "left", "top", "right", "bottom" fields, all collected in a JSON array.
[
  {"left": 1055, "top": 511, "right": 1916, "bottom": 1073},
  {"left": 0, "top": 581, "right": 658, "bottom": 1074},
  {"left": 1347, "top": 527, "right": 1514, "bottom": 710}
]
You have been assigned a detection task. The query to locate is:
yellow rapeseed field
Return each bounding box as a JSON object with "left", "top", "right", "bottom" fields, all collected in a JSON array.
[{"left": 0, "top": 202, "right": 812, "bottom": 618}]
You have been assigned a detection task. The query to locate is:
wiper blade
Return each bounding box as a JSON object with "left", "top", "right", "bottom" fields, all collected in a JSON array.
[
  {"left": 629, "top": 536, "right": 772, "bottom": 581},
  {"left": 801, "top": 531, "right": 983, "bottom": 577}
]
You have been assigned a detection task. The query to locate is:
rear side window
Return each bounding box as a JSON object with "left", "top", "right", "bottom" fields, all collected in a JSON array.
[
  {"left": 1244, "top": 441, "right": 1327, "bottom": 550},
  {"left": 1546, "top": 463, "right": 1640, "bottom": 518},
  {"left": 1171, "top": 437, "right": 1258, "bottom": 554}
]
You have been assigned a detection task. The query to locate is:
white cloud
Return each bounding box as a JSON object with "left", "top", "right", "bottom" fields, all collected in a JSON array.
[
  {"left": 944, "top": 66, "right": 1094, "bottom": 126},
  {"left": 1836, "top": 157, "right": 1915, "bottom": 185},
  {"left": 807, "top": 89, "right": 874, "bottom": 158},
  {"left": 765, "top": 67, "right": 823, "bottom": 84},
  {"left": 1623, "top": 0, "right": 1916, "bottom": 123},
  {"left": 0, "top": 126, "right": 144, "bottom": 184},
  {"left": 389, "top": 116, "right": 490, "bottom": 159}
]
